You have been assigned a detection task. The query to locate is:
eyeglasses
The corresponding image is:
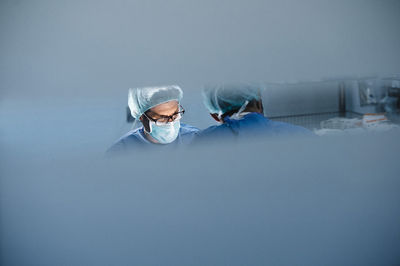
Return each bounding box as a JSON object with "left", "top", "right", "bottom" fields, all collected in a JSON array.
[{"left": 143, "top": 105, "right": 185, "bottom": 126}]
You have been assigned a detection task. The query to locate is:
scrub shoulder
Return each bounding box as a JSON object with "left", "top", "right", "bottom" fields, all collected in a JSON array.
[
  {"left": 196, "top": 113, "right": 313, "bottom": 140},
  {"left": 106, "top": 127, "right": 148, "bottom": 154},
  {"left": 179, "top": 123, "right": 200, "bottom": 135}
]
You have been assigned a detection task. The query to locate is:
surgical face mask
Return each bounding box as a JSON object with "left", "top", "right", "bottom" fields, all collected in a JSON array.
[{"left": 147, "top": 120, "right": 180, "bottom": 144}]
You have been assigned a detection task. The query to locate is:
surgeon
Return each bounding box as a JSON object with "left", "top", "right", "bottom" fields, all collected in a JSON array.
[
  {"left": 108, "top": 85, "right": 199, "bottom": 153},
  {"left": 196, "top": 83, "right": 312, "bottom": 142}
]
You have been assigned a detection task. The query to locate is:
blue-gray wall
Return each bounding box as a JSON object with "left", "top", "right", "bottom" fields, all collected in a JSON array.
[{"left": 1, "top": 0, "right": 400, "bottom": 99}]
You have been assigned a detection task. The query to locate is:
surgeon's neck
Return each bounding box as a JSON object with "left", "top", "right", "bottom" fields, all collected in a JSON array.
[
  {"left": 243, "top": 106, "right": 263, "bottom": 113},
  {"left": 244, "top": 99, "right": 264, "bottom": 114}
]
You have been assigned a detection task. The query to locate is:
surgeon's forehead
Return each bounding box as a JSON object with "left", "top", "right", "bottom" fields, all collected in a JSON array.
[{"left": 148, "top": 100, "right": 179, "bottom": 116}]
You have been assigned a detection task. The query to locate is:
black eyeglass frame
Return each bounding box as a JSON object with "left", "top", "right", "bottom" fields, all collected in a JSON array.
[{"left": 143, "top": 105, "right": 185, "bottom": 125}]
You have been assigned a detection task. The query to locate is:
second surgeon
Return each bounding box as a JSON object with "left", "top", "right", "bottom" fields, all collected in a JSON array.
[{"left": 196, "top": 83, "right": 312, "bottom": 142}]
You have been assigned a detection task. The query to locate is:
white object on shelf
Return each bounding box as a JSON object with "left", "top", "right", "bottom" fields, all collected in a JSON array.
[{"left": 315, "top": 114, "right": 400, "bottom": 136}]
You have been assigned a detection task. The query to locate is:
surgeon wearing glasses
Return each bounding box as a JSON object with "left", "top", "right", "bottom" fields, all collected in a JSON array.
[{"left": 107, "top": 85, "right": 199, "bottom": 153}]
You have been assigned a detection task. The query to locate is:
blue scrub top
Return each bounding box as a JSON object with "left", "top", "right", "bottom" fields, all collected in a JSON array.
[
  {"left": 107, "top": 123, "right": 199, "bottom": 154},
  {"left": 196, "top": 112, "right": 313, "bottom": 142}
]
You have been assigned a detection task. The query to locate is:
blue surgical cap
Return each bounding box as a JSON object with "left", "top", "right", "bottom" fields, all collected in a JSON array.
[
  {"left": 128, "top": 85, "right": 183, "bottom": 119},
  {"left": 202, "top": 83, "right": 262, "bottom": 115}
]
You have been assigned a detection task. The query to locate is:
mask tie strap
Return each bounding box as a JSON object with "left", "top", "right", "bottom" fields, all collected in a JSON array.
[{"left": 229, "top": 100, "right": 249, "bottom": 120}]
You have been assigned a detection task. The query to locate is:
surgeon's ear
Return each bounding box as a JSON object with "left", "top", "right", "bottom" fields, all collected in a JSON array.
[
  {"left": 256, "top": 100, "right": 264, "bottom": 114},
  {"left": 210, "top": 113, "right": 223, "bottom": 123},
  {"left": 140, "top": 115, "right": 151, "bottom": 133}
]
